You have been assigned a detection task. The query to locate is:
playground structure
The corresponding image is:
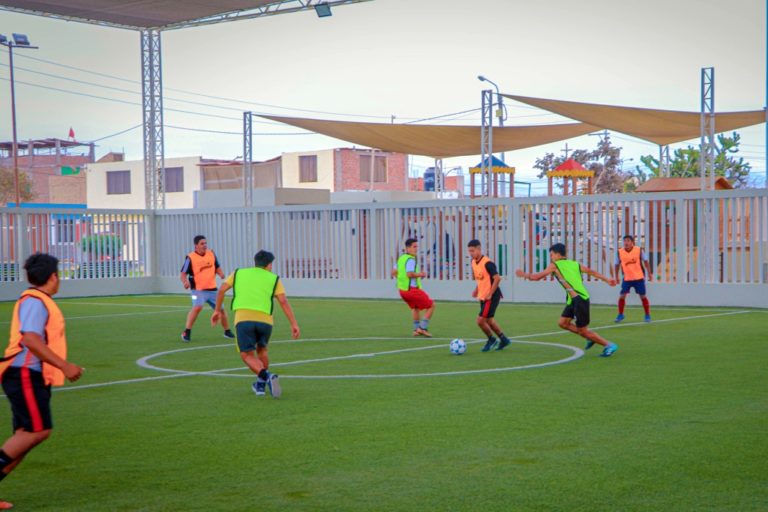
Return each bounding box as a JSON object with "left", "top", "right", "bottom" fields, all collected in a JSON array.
[
  {"left": 469, "top": 156, "right": 516, "bottom": 198},
  {"left": 547, "top": 158, "right": 595, "bottom": 196}
]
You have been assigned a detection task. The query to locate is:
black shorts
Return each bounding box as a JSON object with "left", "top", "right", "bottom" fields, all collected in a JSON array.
[
  {"left": 561, "top": 296, "right": 591, "bottom": 328},
  {"left": 478, "top": 292, "right": 502, "bottom": 319},
  {"left": 235, "top": 321, "right": 273, "bottom": 352},
  {"left": 2, "top": 367, "right": 53, "bottom": 433}
]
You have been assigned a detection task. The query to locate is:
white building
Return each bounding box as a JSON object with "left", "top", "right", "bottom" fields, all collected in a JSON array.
[{"left": 86, "top": 156, "right": 203, "bottom": 209}]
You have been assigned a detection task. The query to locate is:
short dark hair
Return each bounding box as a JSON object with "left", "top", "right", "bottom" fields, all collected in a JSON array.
[
  {"left": 623, "top": 235, "right": 635, "bottom": 242},
  {"left": 467, "top": 239, "right": 481, "bottom": 248},
  {"left": 254, "top": 250, "right": 275, "bottom": 267},
  {"left": 24, "top": 252, "right": 59, "bottom": 286},
  {"left": 193, "top": 235, "right": 206, "bottom": 245},
  {"left": 405, "top": 238, "right": 417, "bottom": 248},
  {"left": 549, "top": 243, "right": 566, "bottom": 257}
]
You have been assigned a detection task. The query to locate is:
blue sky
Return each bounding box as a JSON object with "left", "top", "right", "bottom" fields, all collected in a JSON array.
[{"left": 0, "top": 0, "right": 765, "bottom": 194}]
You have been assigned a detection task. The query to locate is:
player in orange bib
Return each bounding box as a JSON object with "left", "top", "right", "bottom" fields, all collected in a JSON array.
[
  {"left": 0, "top": 253, "right": 84, "bottom": 510},
  {"left": 614, "top": 235, "right": 653, "bottom": 323},
  {"left": 468, "top": 240, "right": 512, "bottom": 352},
  {"left": 180, "top": 235, "right": 234, "bottom": 342}
]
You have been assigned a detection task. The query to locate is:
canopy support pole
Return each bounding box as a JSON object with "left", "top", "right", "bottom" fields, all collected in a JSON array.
[{"left": 141, "top": 29, "right": 165, "bottom": 209}]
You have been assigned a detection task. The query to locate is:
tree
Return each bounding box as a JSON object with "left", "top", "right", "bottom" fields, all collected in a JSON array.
[
  {"left": 627, "top": 132, "right": 751, "bottom": 190},
  {"left": 0, "top": 167, "right": 35, "bottom": 205},
  {"left": 533, "top": 135, "right": 628, "bottom": 194}
]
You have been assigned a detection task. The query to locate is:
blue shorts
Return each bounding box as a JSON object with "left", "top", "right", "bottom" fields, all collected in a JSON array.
[
  {"left": 620, "top": 279, "right": 646, "bottom": 296},
  {"left": 235, "top": 321, "right": 273, "bottom": 352},
  {"left": 190, "top": 290, "right": 217, "bottom": 308}
]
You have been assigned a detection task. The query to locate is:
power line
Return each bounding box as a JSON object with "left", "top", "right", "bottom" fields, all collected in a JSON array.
[
  {"left": 92, "top": 124, "right": 142, "bottom": 142},
  {"left": 165, "top": 125, "right": 310, "bottom": 136},
  {"left": 405, "top": 107, "right": 481, "bottom": 124},
  {"left": 12, "top": 53, "right": 420, "bottom": 121},
  {"left": 0, "top": 77, "right": 290, "bottom": 126}
]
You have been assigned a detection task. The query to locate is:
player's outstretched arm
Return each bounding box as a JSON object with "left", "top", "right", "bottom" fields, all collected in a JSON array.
[
  {"left": 211, "top": 282, "right": 232, "bottom": 325},
  {"left": 276, "top": 294, "right": 301, "bottom": 339},
  {"left": 580, "top": 264, "right": 616, "bottom": 286},
  {"left": 515, "top": 263, "right": 556, "bottom": 281}
]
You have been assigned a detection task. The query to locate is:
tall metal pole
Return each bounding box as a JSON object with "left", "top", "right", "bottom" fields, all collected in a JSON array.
[
  {"left": 243, "top": 111, "right": 253, "bottom": 207},
  {"left": 700, "top": 67, "right": 715, "bottom": 191},
  {"left": 8, "top": 43, "right": 20, "bottom": 206},
  {"left": 141, "top": 29, "right": 165, "bottom": 210},
  {"left": 480, "top": 89, "right": 493, "bottom": 197}
]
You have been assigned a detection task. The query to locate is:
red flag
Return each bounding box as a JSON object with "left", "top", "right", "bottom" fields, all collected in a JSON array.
[{"left": 68, "top": 127, "right": 75, "bottom": 140}]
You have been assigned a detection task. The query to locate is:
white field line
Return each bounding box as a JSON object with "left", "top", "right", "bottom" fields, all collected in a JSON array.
[
  {"left": 61, "top": 301, "right": 189, "bottom": 309},
  {"left": 32, "top": 308, "right": 758, "bottom": 393},
  {"left": 0, "top": 309, "right": 186, "bottom": 325},
  {"left": 50, "top": 297, "right": 767, "bottom": 313}
]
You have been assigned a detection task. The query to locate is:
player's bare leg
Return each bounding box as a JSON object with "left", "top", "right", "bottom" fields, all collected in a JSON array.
[
  {"left": 185, "top": 306, "right": 203, "bottom": 329},
  {"left": 477, "top": 317, "right": 498, "bottom": 352},
  {"left": 412, "top": 309, "right": 424, "bottom": 336}
]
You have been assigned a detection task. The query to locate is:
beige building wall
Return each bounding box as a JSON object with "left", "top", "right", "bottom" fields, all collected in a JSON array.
[
  {"left": 281, "top": 149, "right": 335, "bottom": 191},
  {"left": 86, "top": 156, "right": 202, "bottom": 209}
]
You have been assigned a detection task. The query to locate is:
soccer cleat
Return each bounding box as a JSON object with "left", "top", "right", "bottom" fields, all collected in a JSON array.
[
  {"left": 495, "top": 336, "right": 511, "bottom": 351},
  {"left": 585, "top": 340, "right": 595, "bottom": 350},
  {"left": 223, "top": 329, "right": 235, "bottom": 339},
  {"left": 600, "top": 343, "right": 619, "bottom": 357},
  {"left": 181, "top": 332, "right": 191, "bottom": 343},
  {"left": 614, "top": 314, "right": 625, "bottom": 323},
  {"left": 268, "top": 373, "right": 282, "bottom": 398},
  {"left": 644, "top": 314, "right": 651, "bottom": 323},
  {"left": 413, "top": 328, "right": 424, "bottom": 337},
  {"left": 419, "top": 329, "right": 433, "bottom": 338},
  {"left": 0, "top": 500, "right": 13, "bottom": 510},
  {"left": 481, "top": 338, "right": 498, "bottom": 352},
  {"left": 252, "top": 380, "right": 266, "bottom": 396}
]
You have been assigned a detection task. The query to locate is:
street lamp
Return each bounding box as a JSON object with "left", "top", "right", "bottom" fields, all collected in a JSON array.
[
  {"left": 477, "top": 75, "right": 505, "bottom": 136},
  {"left": 478, "top": 75, "right": 507, "bottom": 195},
  {"left": 1, "top": 32, "right": 38, "bottom": 207}
]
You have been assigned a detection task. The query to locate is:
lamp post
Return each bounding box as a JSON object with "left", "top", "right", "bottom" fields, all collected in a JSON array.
[
  {"left": 477, "top": 75, "right": 505, "bottom": 160},
  {"left": 1, "top": 33, "right": 38, "bottom": 207},
  {"left": 478, "top": 75, "right": 506, "bottom": 195}
]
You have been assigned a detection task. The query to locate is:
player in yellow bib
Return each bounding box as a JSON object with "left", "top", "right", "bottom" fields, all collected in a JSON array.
[
  {"left": 516, "top": 243, "right": 619, "bottom": 357},
  {"left": 212, "top": 250, "right": 300, "bottom": 398}
]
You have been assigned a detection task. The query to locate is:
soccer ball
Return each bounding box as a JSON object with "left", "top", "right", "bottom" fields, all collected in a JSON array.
[{"left": 449, "top": 338, "right": 467, "bottom": 355}]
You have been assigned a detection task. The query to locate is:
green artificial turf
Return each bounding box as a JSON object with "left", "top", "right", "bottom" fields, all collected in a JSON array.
[{"left": 0, "top": 295, "right": 765, "bottom": 511}]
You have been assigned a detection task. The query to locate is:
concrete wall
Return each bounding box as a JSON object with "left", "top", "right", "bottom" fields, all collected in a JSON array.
[
  {"left": 195, "top": 188, "right": 330, "bottom": 208},
  {"left": 86, "top": 156, "right": 202, "bottom": 209},
  {"left": 331, "top": 191, "right": 437, "bottom": 203},
  {"left": 0, "top": 278, "right": 155, "bottom": 302}
]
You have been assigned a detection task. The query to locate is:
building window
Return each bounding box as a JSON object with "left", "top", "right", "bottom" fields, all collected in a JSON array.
[
  {"left": 359, "top": 155, "right": 387, "bottom": 183},
  {"left": 299, "top": 155, "right": 318, "bottom": 183},
  {"left": 106, "top": 170, "right": 131, "bottom": 195},
  {"left": 164, "top": 167, "right": 184, "bottom": 193}
]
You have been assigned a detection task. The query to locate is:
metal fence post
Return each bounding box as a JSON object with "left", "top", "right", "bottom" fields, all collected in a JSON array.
[{"left": 675, "top": 198, "right": 687, "bottom": 284}]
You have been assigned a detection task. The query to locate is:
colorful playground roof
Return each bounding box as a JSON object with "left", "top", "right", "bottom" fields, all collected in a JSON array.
[{"left": 547, "top": 158, "right": 594, "bottom": 178}]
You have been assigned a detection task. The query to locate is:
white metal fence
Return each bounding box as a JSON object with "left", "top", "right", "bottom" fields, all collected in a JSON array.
[
  {"left": 0, "top": 208, "right": 149, "bottom": 282},
  {"left": 155, "top": 189, "right": 768, "bottom": 286},
  {"left": 1, "top": 189, "right": 766, "bottom": 290}
]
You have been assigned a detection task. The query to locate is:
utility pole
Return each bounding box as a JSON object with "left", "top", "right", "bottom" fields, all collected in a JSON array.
[{"left": 1, "top": 33, "right": 38, "bottom": 207}]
